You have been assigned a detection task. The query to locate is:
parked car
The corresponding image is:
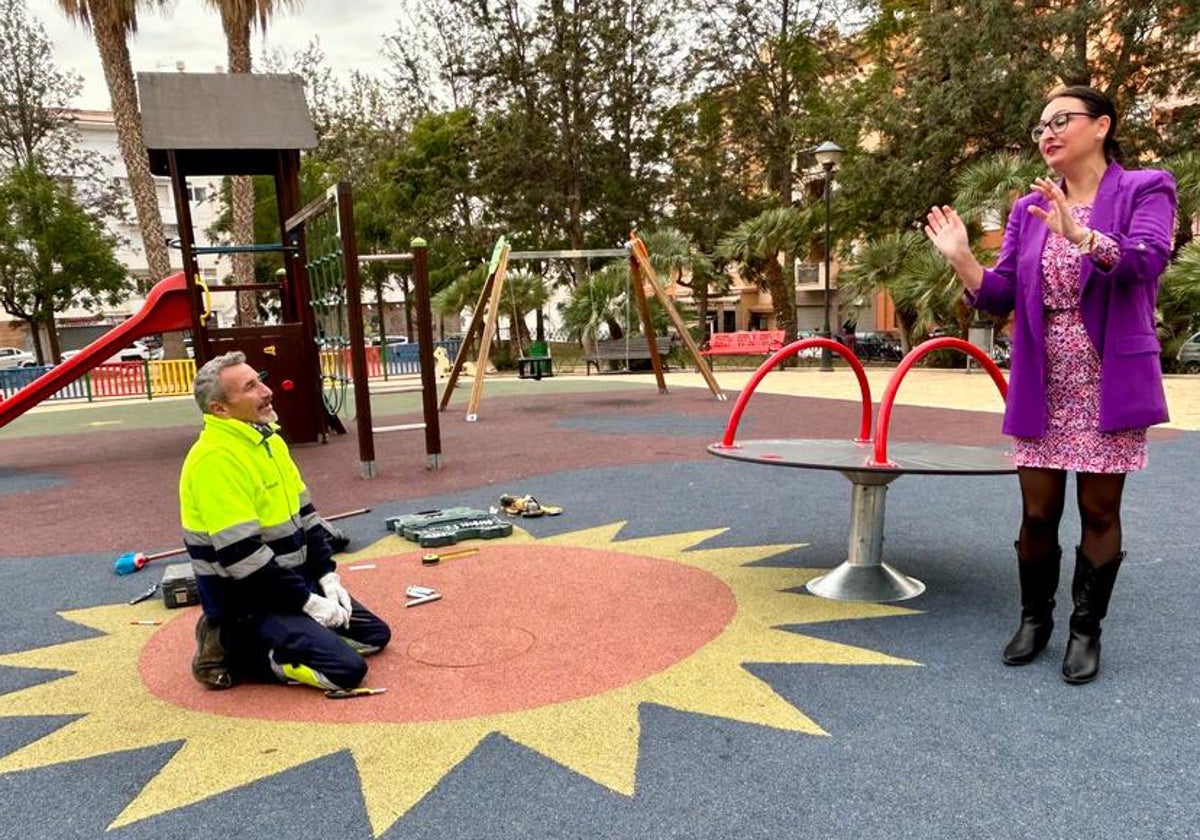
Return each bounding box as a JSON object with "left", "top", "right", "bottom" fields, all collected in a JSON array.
[
  {"left": 0, "top": 346, "right": 36, "bottom": 369},
  {"left": 105, "top": 340, "right": 161, "bottom": 363},
  {"left": 1177, "top": 330, "right": 1200, "bottom": 374}
]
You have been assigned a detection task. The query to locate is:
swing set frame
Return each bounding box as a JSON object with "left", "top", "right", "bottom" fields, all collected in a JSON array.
[{"left": 439, "top": 233, "right": 725, "bottom": 421}]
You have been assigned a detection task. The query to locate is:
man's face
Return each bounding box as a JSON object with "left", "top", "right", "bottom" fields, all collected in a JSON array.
[{"left": 210, "top": 363, "right": 277, "bottom": 425}]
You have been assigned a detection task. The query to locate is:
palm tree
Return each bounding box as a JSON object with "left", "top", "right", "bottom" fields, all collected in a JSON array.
[
  {"left": 838, "top": 232, "right": 925, "bottom": 349},
  {"left": 1159, "top": 241, "right": 1200, "bottom": 360},
  {"left": 558, "top": 262, "right": 630, "bottom": 345},
  {"left": 641, "top": 225, "right": 716, "bottom": 342},
  {"left": 501, "top": 267, "right": 549, "bottom": 356},
  {"left": 205, "top": 0, "right": 301, "bottom": 325},
  {"left": 1164, "top": 150, "right": 1200, "bottom": 252},
  {"left": 953, "top": 153, "right": 1047, "bottom": 230},
  {"left": 716, "top": 206, "right": 811, "bottom": 342},
  {"left": 837, "top": 231, "right": 964, "bottom": 349},
  {"left": 54, "top": 1, "right": 170, "bottom": 284}
]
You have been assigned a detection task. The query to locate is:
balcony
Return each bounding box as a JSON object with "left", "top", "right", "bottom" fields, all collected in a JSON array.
[{"left": 794, "top": 261, "right": 836, "bottom": 291}]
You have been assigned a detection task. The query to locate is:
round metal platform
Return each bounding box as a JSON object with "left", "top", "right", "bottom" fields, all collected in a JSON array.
[{"left": 708, "top": 438, "right": 1015, "bottom": 602}]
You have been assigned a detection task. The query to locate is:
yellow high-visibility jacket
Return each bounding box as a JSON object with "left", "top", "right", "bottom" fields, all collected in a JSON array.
[{"left": 179, "top": 414, "right": 334, "bottom": 623}]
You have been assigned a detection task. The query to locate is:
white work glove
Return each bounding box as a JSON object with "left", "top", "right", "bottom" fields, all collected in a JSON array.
[
  {"left": 319, "top": 572, "right": 353, "bottom": 617},
  {"left": 302, "top": 593, "right": 350, "bottom": 629}
]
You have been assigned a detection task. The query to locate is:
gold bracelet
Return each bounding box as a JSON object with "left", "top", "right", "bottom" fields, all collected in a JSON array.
[{"left": 1078, "top": 228, "right": 1097, "bottom": 254}]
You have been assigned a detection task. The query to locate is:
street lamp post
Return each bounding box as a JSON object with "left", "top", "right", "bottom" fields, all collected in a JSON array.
[{"left": 812, "top": 141, "right": 843, "bottom": 372}]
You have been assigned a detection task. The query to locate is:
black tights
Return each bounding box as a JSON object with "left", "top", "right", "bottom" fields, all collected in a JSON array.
[{"left": 1017, "top": 467, "right": 1126, "bottom": 567}]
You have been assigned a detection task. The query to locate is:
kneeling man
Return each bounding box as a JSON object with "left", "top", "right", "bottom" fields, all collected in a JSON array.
[{"left": 180, "top": 351, "right": 390, "bottom": 690}]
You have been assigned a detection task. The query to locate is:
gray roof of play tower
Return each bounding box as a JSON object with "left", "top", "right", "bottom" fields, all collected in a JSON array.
[{"left": 139, "top": 72, "right": 317, "bottom": 176}]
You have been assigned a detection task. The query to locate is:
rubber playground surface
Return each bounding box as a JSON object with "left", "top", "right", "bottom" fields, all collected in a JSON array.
[{"left": 2, "top": 367, "right": 1199, "bottom": 840}]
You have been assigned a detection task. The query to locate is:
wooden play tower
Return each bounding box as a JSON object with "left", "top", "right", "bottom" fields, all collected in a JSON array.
[{"left": 139, "top": 72, "right": 326, "bottom": 443}]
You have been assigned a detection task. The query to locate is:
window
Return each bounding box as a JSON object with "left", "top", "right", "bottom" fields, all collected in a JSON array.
[{"left": 187, "top": 185, "right": 208, "bottom": 202}]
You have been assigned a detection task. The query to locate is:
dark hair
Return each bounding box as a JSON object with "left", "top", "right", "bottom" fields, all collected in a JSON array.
[{"left": 1045, "top": 85, "right": 1122, "bottom": 162}]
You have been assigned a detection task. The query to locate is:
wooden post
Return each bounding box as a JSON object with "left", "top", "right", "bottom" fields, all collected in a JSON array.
[
  {"left": 411, "top": 239, "right": 442, "bottom": 469},
  {"left": 628, "top": 249, "right": 668, "bottom": 394},
  {"left": 438, "top": 239, "right": 505, "bottom": 411},
  {"left": 630, "top": 234, "right": 726, "bottom": 401},
  {"left": 465, "top": 240, "right": 511, "bottom": 421},
  {"left": 336, "top": 182, "right": 376, "bottom": 474}
]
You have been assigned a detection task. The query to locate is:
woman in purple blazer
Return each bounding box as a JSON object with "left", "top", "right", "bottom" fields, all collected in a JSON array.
[{"left": 924, "top": 86, "right": 1176, "bottom": 685}]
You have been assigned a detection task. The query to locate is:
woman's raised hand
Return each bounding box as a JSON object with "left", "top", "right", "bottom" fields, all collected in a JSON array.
[
  {"left": 924, "top": 205, "right": 970, "bottom": 259},
  {"left": 1026, "top": 177, "right": 1086, "bottom": 243},
  {"left": 924, "top": 204, "right": 984, "bottom": 292}
]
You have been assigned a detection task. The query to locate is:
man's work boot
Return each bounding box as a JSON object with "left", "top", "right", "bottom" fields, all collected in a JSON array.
[{"left": 192, "top": 614, "right": 233, "bottom": 689}]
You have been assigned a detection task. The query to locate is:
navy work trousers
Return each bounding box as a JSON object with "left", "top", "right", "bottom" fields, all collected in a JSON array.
[{"left": 225, "top": 597, "right": 391, "bottom": 690}]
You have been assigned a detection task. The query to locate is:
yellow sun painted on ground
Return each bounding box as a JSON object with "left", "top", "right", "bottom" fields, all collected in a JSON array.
[{"left": 0, "top": 524, "right": 920, "bottom": 836}]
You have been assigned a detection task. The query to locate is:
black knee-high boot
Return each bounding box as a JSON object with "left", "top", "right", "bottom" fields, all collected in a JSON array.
[
  {"left": 1062, "top": 547, "right": 1124, "bottom": 685},
  {"left": 1003, "top": 542, "right": 1061, "bottom": 665}
]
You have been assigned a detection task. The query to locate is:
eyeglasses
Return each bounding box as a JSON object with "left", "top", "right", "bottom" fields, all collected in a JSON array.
[{"left": 1030, "top": 111, "right": 1094, "bottom": 143}]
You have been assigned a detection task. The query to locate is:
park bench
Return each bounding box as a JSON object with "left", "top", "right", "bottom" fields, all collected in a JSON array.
[
  {"left": 699, "top": 330, "right": 786, "bottom": 360},
  {"left": 585, "top": 334, "right": 675, "bottom": 375}
]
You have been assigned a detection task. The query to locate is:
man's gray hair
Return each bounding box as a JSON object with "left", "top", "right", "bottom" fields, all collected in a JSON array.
[{"left": 193, "top": 351, "right": 246, "bottom": 414}]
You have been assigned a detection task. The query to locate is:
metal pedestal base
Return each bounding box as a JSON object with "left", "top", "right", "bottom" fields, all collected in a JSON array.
[
  {"left": 805, "top": 559, "right": 925, "bottom": 602},
  {"left": 804, "top": 471, "right": 925, "bottom": 603}
]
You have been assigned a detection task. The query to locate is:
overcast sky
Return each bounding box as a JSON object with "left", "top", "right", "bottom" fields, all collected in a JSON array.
[{"left": 29, "top": 0, "right": 401, "bottom": 110}]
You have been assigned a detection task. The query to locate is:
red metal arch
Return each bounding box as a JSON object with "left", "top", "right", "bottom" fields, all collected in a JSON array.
[
  {"left": 717, "top": 338, "right": 873, "bottom": 448},
  {"left": 871, "top": 337, "right": 1008, "bottom": 466}
]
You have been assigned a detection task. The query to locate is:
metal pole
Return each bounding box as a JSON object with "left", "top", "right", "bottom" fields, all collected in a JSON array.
[{"left": 820, "top": 162, "right": 834, "bottom": 372}]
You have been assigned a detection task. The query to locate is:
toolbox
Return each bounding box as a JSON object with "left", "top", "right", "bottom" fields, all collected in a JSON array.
[
  {"left": 161, "top": 562, "right": 200, "bottom": 609},
  {"left": 385, "top": 507, "right": 512, "bottom": 547}
]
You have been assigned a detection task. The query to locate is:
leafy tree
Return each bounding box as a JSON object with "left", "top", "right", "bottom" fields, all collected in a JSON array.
[
  {"left": 419, "top": 0, "right": 678, "bottom": 251},
  {"left": 661, "top": 93, "right": 766, "bottom": 253},
  {"left": 717, "top": 206, "right": 815, "bottom": 341},
  {"left": 0, "top": 164, "right": 129, "bottom": 362},
  {"left": 685, "top": 0, "right": 854, "bottom": 207},
  {"left": 842, "top": 0, "right": 1200, "bottom": 241}
]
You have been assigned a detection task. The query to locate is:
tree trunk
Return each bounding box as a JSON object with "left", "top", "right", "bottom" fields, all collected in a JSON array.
[
  {"left": 93, "top": 14, "right": 169, "bottom": 283},
  {"left": 91, "top": 13, "right": 184, "bottom": 359},
  {"left": 764, "top": 255, "right": 797, "bottom": 340},
  {"left": 224, "top": 14, "right": 258, "bottom": 326},
  {"left": 45, "top": 311, "right": 61, "bottom": 362},
  {"left": 232, "top": 175, "right": 258, "bottom": 326}
]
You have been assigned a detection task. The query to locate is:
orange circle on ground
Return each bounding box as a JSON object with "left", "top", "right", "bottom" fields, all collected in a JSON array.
[{"left": 140, "top": 543, "right": 736, "bottom": 723}]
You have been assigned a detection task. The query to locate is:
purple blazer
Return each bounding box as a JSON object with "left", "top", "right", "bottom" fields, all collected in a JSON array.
[{"left": 968, "top": 162, "right": 1176, "bottom": 438}]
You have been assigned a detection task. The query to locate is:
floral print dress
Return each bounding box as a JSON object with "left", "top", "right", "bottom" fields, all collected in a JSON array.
[{"left": 1011, "top": 204, "right": 1147, "bottom": 473}]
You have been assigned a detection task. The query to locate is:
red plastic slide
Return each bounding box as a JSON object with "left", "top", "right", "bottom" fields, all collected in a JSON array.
[{"left": 0, "top": 272, "right": 193, "bottom": 430}]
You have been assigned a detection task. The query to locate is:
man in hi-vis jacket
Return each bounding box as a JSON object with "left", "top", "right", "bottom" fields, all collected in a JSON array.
[{"left": 180, "top": 351, "right": 390, "bottom": 690}]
